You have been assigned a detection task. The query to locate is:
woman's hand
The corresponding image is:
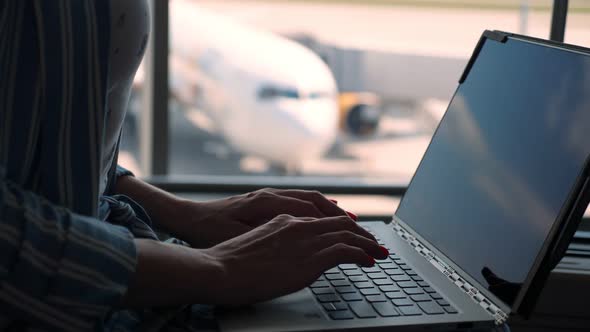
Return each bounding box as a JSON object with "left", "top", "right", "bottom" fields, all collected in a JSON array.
[
  {"left": 177, "top": 188, "right": 356, "bottom": 248},
  {"left": 203, "top": 214, "right": 388, "bottom": 305}
]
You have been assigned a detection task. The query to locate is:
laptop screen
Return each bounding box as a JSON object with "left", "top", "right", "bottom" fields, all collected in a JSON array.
[{"left": 396, "top": 36, "right": 590, "bottom": 308}]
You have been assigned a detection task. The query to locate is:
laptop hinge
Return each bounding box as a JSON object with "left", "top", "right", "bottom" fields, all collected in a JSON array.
[{"left": 392, "top": 221, "right": 509, "bottom": 325}]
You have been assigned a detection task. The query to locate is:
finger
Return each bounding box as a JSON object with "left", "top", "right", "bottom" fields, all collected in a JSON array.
[
  {"left": 295, "top": 217, "right": 318, "bottom": 222},
  {"left": 256, "top": 192, "right": 326, "bottom": 219},
  {"left": 266, "top": 189, "right": 347, "bottom": 218},
  {"left": 309, "top": 243, "right": 375, "bottom": 273},
  {"left": 312, "top": 231, "right": 387, "bottom": 259},
  {"left": 303, "top": 215, "right": 377, "bottom": 243}
]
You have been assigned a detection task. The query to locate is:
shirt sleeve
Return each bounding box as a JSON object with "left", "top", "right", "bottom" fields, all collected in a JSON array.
[
  {"left": 0, "top": 176, "right": 138, "bottom": 331},
  {"left": 116, "top": 165, "right": 135, "bottom": 178}
]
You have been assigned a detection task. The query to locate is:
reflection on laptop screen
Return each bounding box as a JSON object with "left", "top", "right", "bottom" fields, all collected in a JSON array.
[{"left": 396, "top": 37, "right": 590, "bottom": 307}]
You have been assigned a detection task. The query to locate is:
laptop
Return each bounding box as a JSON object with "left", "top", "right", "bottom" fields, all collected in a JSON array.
[{"left": 218, "top": 31, "right": 590, "bottom": 331}]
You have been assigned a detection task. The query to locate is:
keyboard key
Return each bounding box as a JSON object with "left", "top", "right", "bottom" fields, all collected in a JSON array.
[
  {"left": 400, "top": 265, "right": 412, "bottom": 271},
  {"left": 339, "top": 264, "right": 358, "bottom": 270},
  {"left": 373, "top": 278, "right": 394, "bottom": 286},
  {"left": 365, "top": 295, "right": 387, "bottom": 302},
  {"left": 349, "top": 275, "right": 368, "bottom": 282},
  {"left": 384, "top": 269, "right": 404, "bottom": 276},
  {"left": 332, "top": 302, "right": 348, "bottom": 310},
  {"left": 326, "top": 273, "right": 345, "bottom": 280},
  {"left": 385, "top": 291, "right": 406, "bottom": 299},
  {"left": 362, "top": 267, "right": 381, "bottom": 273},
  {"left": 424, "top": 287, "right": 436, "bottom": 294},
  {"left": 322, "top": 303, "right": 338, "bottom": 311},
  {"left": 392, "top": 298, "right": 413, "bottom": 306},
  {"left": 376, "top": 259, "right": 393, "bottom": 265},
  {"left": 312, "top": 288, "right": 336, "bottom": 295},
  {"left": 341, "top": 292, "right": 363, "bottom": 301},
  {"left": 379, "top": 285, "right": 400, "bottom": 292},
  {"left": 410, "top": 294, "right": 432, "bottom": 302},
  {"left": 430, "top": 292, "right": 443, "bottom": 300},
  {"left": 398, "top": 305, "right": 423, "bottom": 316},
  {"left": 329, "top": 310, "right": 354, "bottom": 320},
  {"left": 379, "top": 263, "right": 398, "bottom": 269},
  {"left": 316, "top": 276, "right": 325, "bottom": 281},
  {"left": 367, "top": 272, "right": 388, "bottom": 279},
  {"left": 335, "top": 286, "right": 357, "bottom": 294},
  {"left": 317, "top": 294, "right": 341, "bottom": 302},
  {"left": 403, "top": 288, "right": 424, "bottom": 295},
  {"left": 444, "top": 306, "right": 458, "bottom": 314},
  {"left": 325, "top": 268, "right": 340, "bottom": 274},
  {"left": 405, "top": 269, "right": 418, "bottom": 276},
  {"left": 349, "top": 301, "right": 378, "bottom": 318},
  {"left": 311, "top": 281, "right": 330, "bottom": 288},
  {"left": 397, "top": 281, "right": 418, "bottom": 288},
  {"left": 360, "top": 288, "right": 381, "bottom": 296},
  {"left": 411, "top": 275, "right": 423, "bottom": 282},
  {"left": 437, "top": 299, "right": 450, "bottom": 306},
  {"left": 323, "top": 302, "right": 349, "bottom": 311},
  {"left": 354, "top": 281, "right": 374, "bottom": 289},
  {"left": 372, "top": 302, "right": 400, "bottom": 317},
  {"left": 331, "top": 280, "right": 351, "bottom": 287},
  {"left": 417, "top": 281, "right": 430, "bottom": 287},
  {"left": 391, "top": 275, "right": 411, "bottom": 282},
  {"left": 418, "top": 301, "right": 445, "bottom": 315},
  {"left": 344, "top": 269, "right": 364, "bottom": 276}
]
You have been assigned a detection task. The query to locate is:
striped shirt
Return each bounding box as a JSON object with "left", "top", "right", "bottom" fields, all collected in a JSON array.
[{"left": 0, "top": 1, "right": 159, "bottom": 330}]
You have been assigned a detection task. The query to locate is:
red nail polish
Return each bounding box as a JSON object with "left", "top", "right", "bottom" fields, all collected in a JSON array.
[
  {"left": 329, "top": 199, "right": 338, "bottom": 204},
  {"left": 368, "top": 256, "right": 375, "bottom": 266},
  {"left": 379, "top": 246, "right": 389, "bottom": 257},
  {"left": 346, "top": 211, "right": 358, "bottom": 221}
]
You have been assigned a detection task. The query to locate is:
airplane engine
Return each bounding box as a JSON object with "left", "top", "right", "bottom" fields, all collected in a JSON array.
[{"left": 339, "top": 92, "right": 382, "bottom": 136}]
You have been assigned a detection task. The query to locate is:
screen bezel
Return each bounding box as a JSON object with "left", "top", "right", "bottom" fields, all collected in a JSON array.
[{"left": 393, "top": 31, "right": 590, "bottom": 316}]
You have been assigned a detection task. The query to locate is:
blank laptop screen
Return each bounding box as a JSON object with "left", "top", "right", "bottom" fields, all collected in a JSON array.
[{"left": 396, "top": 36, "right": 590, "bottom": 307}]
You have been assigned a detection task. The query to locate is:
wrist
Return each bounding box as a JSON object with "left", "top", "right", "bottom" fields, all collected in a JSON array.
[
  {"left": 123, "top": 239, "right": 229, "bottom": 307},
  {"left": 200, "top": 247, "right": 232, "bottom": 303},
  {"left": 166, "top": 199, "right": 210, "bottom": 243}
]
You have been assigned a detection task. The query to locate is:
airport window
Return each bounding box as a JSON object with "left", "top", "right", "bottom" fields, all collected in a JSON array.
[
  {"left": 564, "top": 5, "right": 590, "bottom": 46},
  {"left": 120, "top": 0, "right": 590, "bottom": 217}
]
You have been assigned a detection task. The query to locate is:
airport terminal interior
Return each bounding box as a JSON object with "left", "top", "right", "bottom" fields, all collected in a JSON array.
[
  {"left": 2, "top": 0, "right": 588, "bottom": 331},
  {"left": 112, "top": 1, "right": 590, "bottom": 331},
  {"left": 120, "top": 0, "right": 590, "bottom": 331}
]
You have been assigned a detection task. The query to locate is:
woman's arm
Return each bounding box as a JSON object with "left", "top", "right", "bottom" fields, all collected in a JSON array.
[
  {"left": 114, "top": 174, "right": 193, "bottom": 239},
  {"left": 120, "top": 239, "right": 224, "bottom": 307},
  {"left": 123, "top": 214, "right": 387, "bottom": 307},
  {"left": 114, "top": 173, "right": 357, "bottom": 248},
  {"left": 0, "top": 173, "right": 137, "bottom": 331}
]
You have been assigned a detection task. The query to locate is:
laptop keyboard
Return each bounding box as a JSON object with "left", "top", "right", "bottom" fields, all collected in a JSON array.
[{"left": 310, "top": 232, "right": 458, "bottom": 320}]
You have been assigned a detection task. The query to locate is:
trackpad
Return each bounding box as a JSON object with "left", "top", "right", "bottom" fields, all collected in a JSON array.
[{"left": 218, "top": 288, "right": 326, "bottom": 332}]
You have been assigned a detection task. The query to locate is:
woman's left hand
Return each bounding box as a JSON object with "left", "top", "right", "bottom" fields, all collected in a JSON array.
[{"left": 175, "top": 188, "right": 356, "bottom": 248}]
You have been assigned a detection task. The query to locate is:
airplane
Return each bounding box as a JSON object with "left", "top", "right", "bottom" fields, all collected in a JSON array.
[
  {"left": 131, "top": 0, "right": 382, "bottom": 173},
  {"left": 131, "top": 0, "right": 340, "bottom": 172}
]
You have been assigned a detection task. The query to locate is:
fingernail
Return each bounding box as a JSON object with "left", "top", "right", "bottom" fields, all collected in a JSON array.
[
  {"left": 346, "top": 211, "right": 358, "bottom": 221},
  {"left": 379, "top": 246, "right": 389, "bottom": 257},
  {"left": 329, "top": 199, "right": 338, "bottom": 204},
  {"left": 368, "top": 256, "right": 375, "bottom": 266}
]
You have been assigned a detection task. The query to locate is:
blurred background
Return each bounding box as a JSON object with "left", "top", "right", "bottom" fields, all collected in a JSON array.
[{"left": 121, "top": 0, "right": 590, "bottom": 187}]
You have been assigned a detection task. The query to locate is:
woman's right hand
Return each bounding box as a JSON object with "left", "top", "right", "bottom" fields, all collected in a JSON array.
[{"left": 203, "top": 214, "right": 388, "bottom": 305}]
